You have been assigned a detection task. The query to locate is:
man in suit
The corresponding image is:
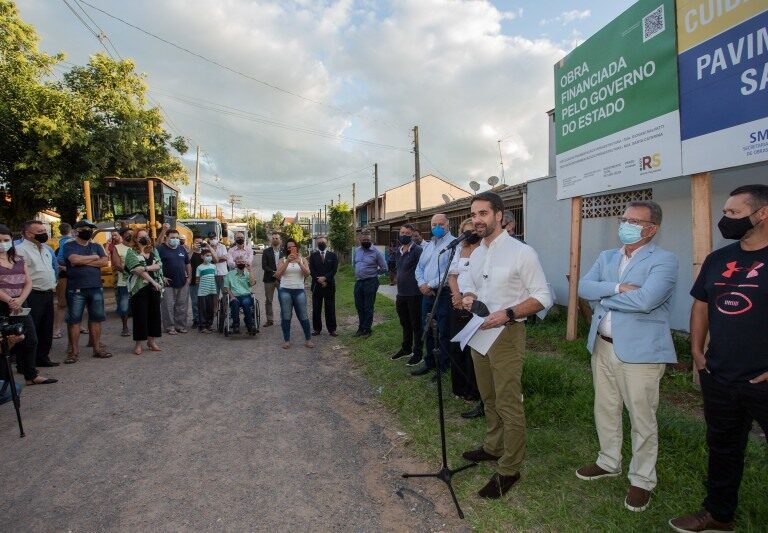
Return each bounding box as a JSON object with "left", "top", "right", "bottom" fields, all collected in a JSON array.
[
  {"left": 576, "top": 200, "right": 678, "bottom": 513},
  {"left": 309, "top": 235, "right": 338, "bottom": 336},
  {"left": 261, "top": 231, "right": 284, "bottom": 327}
]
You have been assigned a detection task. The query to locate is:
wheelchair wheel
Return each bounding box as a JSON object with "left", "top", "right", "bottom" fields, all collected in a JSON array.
[
  {"left": 252, "top": 299, "right": 261, "bottom": 334},
  {"left": 217, "top": 295, "right": 227, "bottom": 334}
]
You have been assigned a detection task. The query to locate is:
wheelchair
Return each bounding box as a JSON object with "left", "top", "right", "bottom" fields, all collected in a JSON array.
[{"left": 217, "top": 291, "right": 261, "bottom": 336}]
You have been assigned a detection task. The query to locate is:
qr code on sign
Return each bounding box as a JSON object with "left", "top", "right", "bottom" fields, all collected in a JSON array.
[{"left": 643, "top": 5, "right": 665, "bottom": 42}]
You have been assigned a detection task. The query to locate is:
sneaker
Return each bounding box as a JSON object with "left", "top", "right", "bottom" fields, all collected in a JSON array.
[
  {"left": 461, "top": 401, "right": 485, "bottom": 419},
  {"left": 391, "top": 349, "right": 411, "bottom": 360},
  {"left": 462, "top": 448, "right": 501, "bottom": 463},
  {"left": 624, "top": 485, "right": 651, "bottom": 512},
  {"left": 575, "top": 463, "right": 621, "bottom": 481},
  {"left": 669, "top": 510, "right": 735, "bottom": 532},
  {"left": 264, "top": 320, "right": 274, "bottom": 327},
  {"left": 405, "top": 354, "right": 423, "bottom": 367},
  {"left": 120, "top": 327, "right": 130, "bottom": 337},
  {"left": 477, "top": 472, "right": 520, "bottom": 499}
]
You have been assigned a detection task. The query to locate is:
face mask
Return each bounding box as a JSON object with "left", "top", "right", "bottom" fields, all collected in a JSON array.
[
  {"left": 398, "top": 235, "right": 412, "bottom": 245},
  {"left": 34, "top": 233, "right": 49, "bottom": 244},
  {"left": 236, "top": 263, "right": 246, "bottom": 270},
  {"left": 236, "top": 238, "right": 245, "bottom": 245},
  {"left": 138, "top": 236, "right": 150, "bottom": 246},
  {"left": 203, "top": 256, "right": 213, "bottom": 264},
  {"left": 0, "top": 242, "right": 12, "bottom": 252},
  {"left": 413, "top": 236, "right": 422, "bottom": 244},
  {"left": 465, "top": 233, "right": 481, "bottom": 245},
  {"left": 194, "top": 245, "right": 202, "bottom": 252},
  {"left": 432, "top": 226, "right": 446, "bottom": 238},
  {"left": 618, "top": 222, "right": 643, "bottom": 245},
  {"left": 169, "top": 238, "right": 180, "bottom": 247},
  {"left": 361, "top": 241, "right": 372, "bottom": 249},
  {"left": 124, "top": 235, "right": 132, "bottom": 243},
  {"left": 718, "top": 213, "right": 756, "bottom": 240},
  {"left": 317, "top": 242, "right": 327, "bottom": 251},
  {"left": 77, "top": 230, "right": 93, "bottom": 241},
  {"left": 209, "top": 239, "right": 218, "bottom": 245}
]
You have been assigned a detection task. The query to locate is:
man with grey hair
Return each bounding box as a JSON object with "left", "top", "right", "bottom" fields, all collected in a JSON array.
[
  {"left": 502, "top": 210, "right": 524, "bottom": 242},
  {"left": 353, "top": 230, "right": 387, "bottom": 337},
  {"left": 577, "top": 200, "right": 678, "bottom": 513}
]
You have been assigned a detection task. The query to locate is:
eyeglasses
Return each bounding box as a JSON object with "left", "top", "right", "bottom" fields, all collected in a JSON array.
[{"left": 618, "top": 217, "right": 654, "bottom": 226}]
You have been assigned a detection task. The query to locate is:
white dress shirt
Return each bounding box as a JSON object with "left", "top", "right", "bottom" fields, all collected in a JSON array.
[
  {"left": 597, "top": 244, "right": 647, "bottom": 337},
  {"left": 462, "top": 231, "right": 552, "bottom": 320},
  {"left": 15, "top": 239, "right": 56, "bottom": 291}
]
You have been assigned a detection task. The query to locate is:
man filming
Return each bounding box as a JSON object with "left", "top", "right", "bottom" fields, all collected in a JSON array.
[{"left": 460, "top": 191, "right": 551, "bottom": 499}]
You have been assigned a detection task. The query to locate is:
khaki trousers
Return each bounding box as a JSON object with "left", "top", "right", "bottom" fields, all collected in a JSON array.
[
  {"left": 471, "top": 321, "right": 526, "bottom": 476},
  {"left": 592, "top": 336, "right": 666, "bottom": 491},
  {"left": 263, "top": 281, "right": 278, "bottom": 321}
]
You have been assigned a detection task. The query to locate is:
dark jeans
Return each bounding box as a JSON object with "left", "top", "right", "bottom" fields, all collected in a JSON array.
[
  {"left": 0, "top": 302, "right": 38, "bottom": 381},
  {"left": 353, "top": 277, "right": 379, "bottom": 333},
  {"left": 312, "top": 284, "right": 337, "bottom": 333},
  {"left": 130, "top": 285, "right": 162, "bottom": 341},
  {"left": 198, "top": 294, "right": 216, "bottom": 329},
  {"left": 396, "top": 294, "right": 423, "bottom": 357},
  {"left": 421, "top": 291, "right": 451, "bottom": 370},
  {"left": 189, "top": 284, "right": 199, "bottom": 324},
  {"left": 449, "top": 308, "right": 480, "bottom": 400},
  {"left": 25, "top": 290, "right": 54, "bottom": 364},
  {"left": 230, "top": 294, "right": 255, "bottom": 330},
  {"left": 700, "top": 370, "right": 768, "bottom": 523}
]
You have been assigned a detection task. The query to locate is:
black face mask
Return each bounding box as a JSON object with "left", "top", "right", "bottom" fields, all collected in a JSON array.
[
  {"left": 465, "top": 233, "right": 481, "bottom": 245},
  {"left": 138, "top": 236, "right": 150, "bottom": 246},
  {"left": 34, "top": 233, "right": 49, "bottom": 244},
  {"left": 124, "top": 235, "right": 132, "bottom": 243},
  {"left": 236, "top": 263, "right": 246, "bottom": 270},
  {"left": 77, "top": 230, "right": 93, "bottom": 241},
  {"left": 317, "top": 242, "right": 327, "bottom": 251},
  {"left": 361, "top": 241, "right": 372, "bottom": 249},
  {"left": 718, "top": 213, "right": 756, "bottom": 240},
  {"left": 398, "top": 235, "right": 412, "bottom": 245},
  {"left": 236, "top": 238, "right": 245, "bottom": 245}
]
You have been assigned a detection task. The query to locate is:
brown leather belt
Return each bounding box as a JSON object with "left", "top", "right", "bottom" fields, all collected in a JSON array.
[{"left": 599, "top": 334, "right": 613, "bottom": 344}]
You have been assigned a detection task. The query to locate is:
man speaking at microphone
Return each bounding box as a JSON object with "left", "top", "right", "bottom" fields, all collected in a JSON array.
[{"left": 460, "top": 191, "right": 552, "bottom": 499}]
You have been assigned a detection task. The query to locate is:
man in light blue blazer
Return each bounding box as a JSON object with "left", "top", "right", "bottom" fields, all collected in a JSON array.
[{"left": 576, "top": 200, "right": 678, "bottom": 513}]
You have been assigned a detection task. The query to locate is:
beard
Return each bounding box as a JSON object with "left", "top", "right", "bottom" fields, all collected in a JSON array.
[{"left": 475, "top": 218, "right": 497, "bottom": 238}]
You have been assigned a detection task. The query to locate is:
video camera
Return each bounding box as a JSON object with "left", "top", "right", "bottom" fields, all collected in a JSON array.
[
  {"left": 0, "top": 315, "right": 25, "bottom": 437},
  {"left": 0, "top": 316, "right": 24, "bottom": 338}
]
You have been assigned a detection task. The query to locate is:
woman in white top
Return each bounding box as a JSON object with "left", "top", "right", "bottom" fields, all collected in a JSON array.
[
  {"left": 447, "top": 218, "right": 483, "bottom": 416},
  {"left": 274, "top": 238, "right": 314, "bottom": 349}
]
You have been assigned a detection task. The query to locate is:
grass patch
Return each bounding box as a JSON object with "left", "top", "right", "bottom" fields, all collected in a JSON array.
[{"left": 333, "top": 265, "right": 767, "bottom": 531}]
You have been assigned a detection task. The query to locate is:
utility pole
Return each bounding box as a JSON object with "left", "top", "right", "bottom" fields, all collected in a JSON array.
[
  {"left": 228, "top": 194, "right": 242, "bottom": 221},
  {"left": 498, "top": 140, "right": 505, "bottom": 184},
  {"left": 413, "top": 126, "right": 421, "bottom": 213},
  {"left": 193, "top": 145, "right": 200, "bottom": 217},
  {"left": 352, "top": 182, "right": 356, "bottom": 230},
  {"left": 374, "top": 163, "right": 379, "bottom": 221},
  {"left": 338, "top": 193, "right": 341, "bottom": 205}
]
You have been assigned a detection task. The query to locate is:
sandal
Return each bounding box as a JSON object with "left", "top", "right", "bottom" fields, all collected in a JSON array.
[
  {"left": 64, "top": 353, "right": 79, "bottom": 364},
  {"left": 147, "top": 343, "right": 161, "bottom": 352},
  {"left": 53, "top": 331, "right": 63, "bottom": 339},
  {"left": 282, "top": 342, "right": 290, "bottom": 349},
  {"left": 133, "top": 346, "right": 143, "bottom": 355},
  {"left": 304, "top": 340, "right": 315, "bottom": 348},
  {"left": 27, "top": 377, "right": 58, "bottom": 385},
  {"left": 92, "top": 350, "right": 113, "bottom": 359},
  {"left": 167, "top": 329, "right": 178, "bottom": 336}
]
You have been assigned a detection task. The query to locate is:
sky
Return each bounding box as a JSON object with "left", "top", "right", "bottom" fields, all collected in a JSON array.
[{"left": 18, "top": 0, "right": 635, "bottom": 218}]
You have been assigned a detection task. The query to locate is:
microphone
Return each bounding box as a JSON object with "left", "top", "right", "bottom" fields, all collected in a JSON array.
[{"left": 439, "top": 230, "right": 474, "bottom": 254}]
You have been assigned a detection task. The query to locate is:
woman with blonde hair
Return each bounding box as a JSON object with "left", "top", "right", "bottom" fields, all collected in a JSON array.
[
  {"left": 447, "top": 218, "right": 483, "bottom": 417},
  {"left": 124, "top": 228, "right": 164, "bottom": 355}
]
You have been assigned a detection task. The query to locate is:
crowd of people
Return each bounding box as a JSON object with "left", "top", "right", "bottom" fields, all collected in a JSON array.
[{"left": 353, "top": 187, "right": 767, "bottom": 533}]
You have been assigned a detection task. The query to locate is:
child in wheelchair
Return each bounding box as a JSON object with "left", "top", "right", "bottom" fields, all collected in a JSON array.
[{"left": 222, "top": 260, "right": 259, "bottom": 335}]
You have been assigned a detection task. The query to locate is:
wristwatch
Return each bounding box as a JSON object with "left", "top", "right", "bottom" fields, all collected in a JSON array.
[{"left": 505, "top": 307, "right": 516, "bottom": 322}]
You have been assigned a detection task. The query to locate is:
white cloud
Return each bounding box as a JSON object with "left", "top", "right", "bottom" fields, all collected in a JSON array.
[
  {"left": 540, "top": 9, "right": 591, "bottom": 26},
  {"left": 19, "top": 0, "right": 565, "bottom": 214}
]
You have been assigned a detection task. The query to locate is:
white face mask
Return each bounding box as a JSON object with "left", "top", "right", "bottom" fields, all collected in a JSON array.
[
  {"left": 209, "top": 239, "right": 218, "bottom": 245},
  {"left": 0, "top": 242, "right": 12, "bottom": 253}
]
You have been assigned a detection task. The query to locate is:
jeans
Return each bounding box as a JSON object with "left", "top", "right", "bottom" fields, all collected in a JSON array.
[
  {"left": 189, "top": 284, "right": 199, "bottom": 324},
  {"left": 230, "top": 294, "right": 255, "bottom": 330},
  {"left": 700, "top": 370, "right": 768, "bottom": 523},
  {"left": 421, "top": 291, "right": 451, "bottom": 370},
  {"left": 396, "top": 294, "right": 423, "bottom": 357},
  {"left": 66, "top": 287, "right": 106, "bottom": 324},
  {"left": 115, "top": 286, "right": 130, "bottom": 317},
  {"left": 353, "top": 277, "right": 379, "bottom": 333},
  {"left": 278, "top": 287, "right": 311, "bottom": 342}
]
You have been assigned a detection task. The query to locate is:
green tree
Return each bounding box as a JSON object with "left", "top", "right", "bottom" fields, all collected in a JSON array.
[
  {"left": 270, "top": 211, "right": 285, "bottom": 230},
  {"left": 328, "top": 203, "right": 353, "bottom": 258},
  {"left": 177, "top": 198, "right": 191, "bottom": 219},
  {"left": 284, "top": 222, "right": 307, "bottom": 247}
]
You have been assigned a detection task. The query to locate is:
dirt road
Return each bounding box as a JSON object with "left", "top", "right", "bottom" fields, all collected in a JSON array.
[{"left": 1, "top": 258, "right": 469, "bottom": 532}]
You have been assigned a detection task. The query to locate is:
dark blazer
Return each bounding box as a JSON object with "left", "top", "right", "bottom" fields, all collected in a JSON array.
[
  {"left": 309, "top": 249, "right": 338, "bottom": 291},
  {"left": 261, "top": 247, "right": 285, "bottom": 283}
]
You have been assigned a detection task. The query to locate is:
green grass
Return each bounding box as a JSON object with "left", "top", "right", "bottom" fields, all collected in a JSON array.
[{"left": 334, "top": 265, "right": 768, "bottom": 532}]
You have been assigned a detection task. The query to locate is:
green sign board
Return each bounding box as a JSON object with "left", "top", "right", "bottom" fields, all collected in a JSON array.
[{"left": 554, "top": 0, "right": 683, "bottom": 199}]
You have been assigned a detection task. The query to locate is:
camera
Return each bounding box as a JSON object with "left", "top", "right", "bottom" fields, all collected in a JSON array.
[{"left": 0, "top": 317, "right": 24, "bottom": 338}]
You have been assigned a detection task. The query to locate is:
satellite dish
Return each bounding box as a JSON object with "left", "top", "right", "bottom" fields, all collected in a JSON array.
[
  {"left": 469, "top": 181, "right": 480, "bottom": 192},
  {"left": 488, "top": 176, "right": 499, "bottom": 187},
  {"left": 441, "top": 194, "right": 451, "bottom": 204}
]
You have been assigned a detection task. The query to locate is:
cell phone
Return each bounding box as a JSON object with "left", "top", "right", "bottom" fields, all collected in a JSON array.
[
  {"left": 11, "top": 308, "right": 31, "bottom": 316},
  {"left": 470, "top": 300, "right": 490, "bottom": 317}
]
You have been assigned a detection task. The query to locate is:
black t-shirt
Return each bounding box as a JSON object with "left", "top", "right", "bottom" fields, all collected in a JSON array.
[
  {"left": 691, "top": 242, "right": 768, "bottom": 383},
  {"left": 190, "top": 252, "right": 204, "bottom": 286}
]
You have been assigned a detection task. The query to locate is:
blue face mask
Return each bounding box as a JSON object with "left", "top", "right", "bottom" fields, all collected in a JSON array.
[
  {"left": 618, "top": 222, "right": 644, "bottom": 245},
  {"left": 431, "top": 226, "right": 446, "bottom": 238},
  {"left": 399, "top": 235, "right": 412, "bottom": 245},
  {"left": 169, "top": 238, "right": 180, "bottom": 248}
]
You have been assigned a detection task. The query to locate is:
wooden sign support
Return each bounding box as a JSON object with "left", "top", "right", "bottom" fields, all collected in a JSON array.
[
  {"left": 566, "top": 196, "right": 583, "bottom": 341},
  {"left": 691, "top": 172, "right": 712, "bottom": 384}
]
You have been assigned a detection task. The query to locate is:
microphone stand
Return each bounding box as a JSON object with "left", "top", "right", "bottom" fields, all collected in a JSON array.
[
  {"left": 0, "top": 336, "right": 25, "bottom": 437},
  {"left": 402, "top": 242, "right": 476, "bottom": 519}
]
